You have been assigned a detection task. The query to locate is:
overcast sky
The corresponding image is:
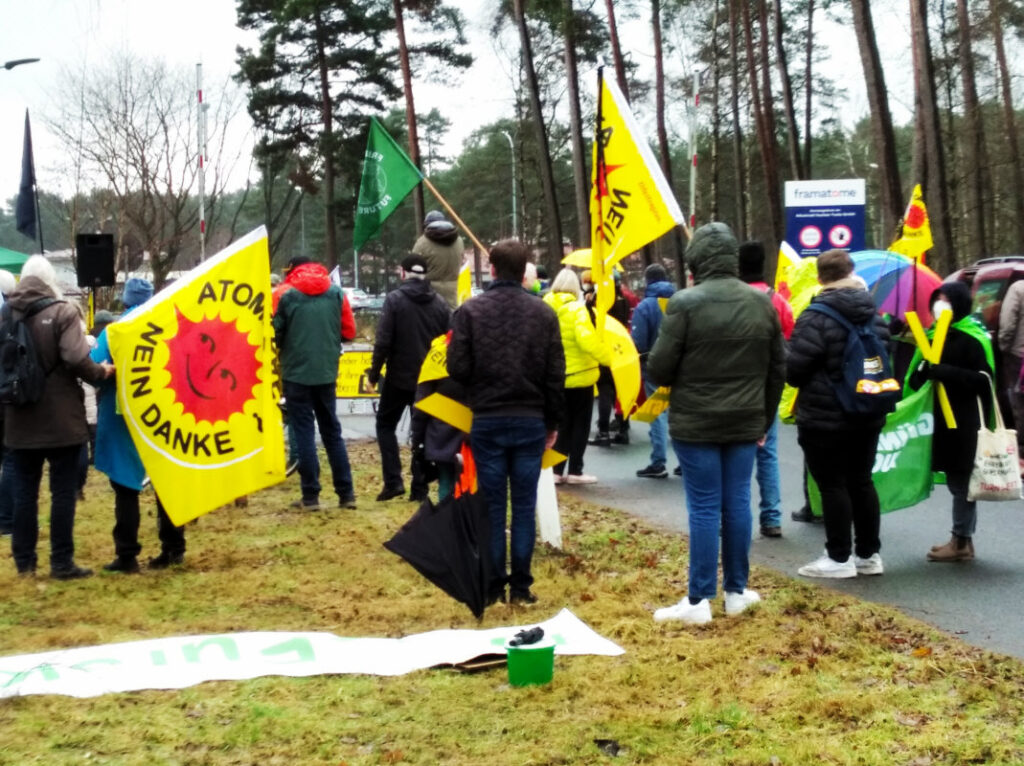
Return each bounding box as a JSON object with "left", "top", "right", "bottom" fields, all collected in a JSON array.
[{"left": 0, "top": 0, "right": 917, "bottom": 227}]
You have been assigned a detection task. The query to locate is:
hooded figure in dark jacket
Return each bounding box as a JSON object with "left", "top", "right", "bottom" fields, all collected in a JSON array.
[
  {"left": 647, "top": 222, "right": 785, "bottom": 626},
  {"left": 413, "top": 211, "right": 464, "bottom": 309},
  {"left": 787, "top": 248, "right": 891, "bottom": 580},
  {"left": 367, "top": 254, "right": 451, "bottom": 502},
  {"left": 906, "top": 281, "right": 994, "bottom": 562}
]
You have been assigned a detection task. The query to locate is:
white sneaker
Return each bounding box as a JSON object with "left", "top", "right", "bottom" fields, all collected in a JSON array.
[
  {"left": 798, "top": 552, "right": 857, "bottom": 579},
  {"left": 566, "top": 473, "right": 598, "bottom": 485},
  {"left": 654, "top": 598, "right": 712, "bottom": 625},
  {"left": 854, "top": 553, "right": 884, "bottom": 576},
  {"left": 724, "top": 589, "right": 762, "bottom": 616}
]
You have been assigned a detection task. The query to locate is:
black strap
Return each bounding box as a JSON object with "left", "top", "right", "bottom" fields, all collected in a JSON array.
[{"left": 804, "top": 302, "right": 855, "bottom": 333}]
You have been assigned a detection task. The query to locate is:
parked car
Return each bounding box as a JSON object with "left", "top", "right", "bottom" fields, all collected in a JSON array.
[
  {"left": 343, "top": 287, "right": 378, "bottom": 311},
  {"left": 947, "top": 255, "right": 1024, "bottom": 336}
]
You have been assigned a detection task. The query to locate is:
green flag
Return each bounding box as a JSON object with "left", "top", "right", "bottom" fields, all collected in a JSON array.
[
  {"left": 352, "top": 117, "right": 423, "bottom": 251},
  {"left": 809, "top": 381, "right": 935, "bottom": 515}
]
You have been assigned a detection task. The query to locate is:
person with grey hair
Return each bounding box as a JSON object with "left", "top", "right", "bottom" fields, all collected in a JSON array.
[
  {"left": 4, "top": 255, "right": 114, "bottom": 579},
  {"left": 543, "top": 267, "right": 613, "bottom": 484},
  {"left": 0, "top": 270, "right": 16, "bottom": 308}
]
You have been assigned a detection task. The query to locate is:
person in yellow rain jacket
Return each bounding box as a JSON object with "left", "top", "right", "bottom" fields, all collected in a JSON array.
[{"left": 544, "top": 268, "right": 613, "bottom": 485}]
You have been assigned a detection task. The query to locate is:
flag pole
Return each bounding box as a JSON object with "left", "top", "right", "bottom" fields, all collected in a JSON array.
[
  {"left": 420, "top": 176, "right": 490, "bottom": 257},
  {"left": 353, "top": 247, "right": 359, "bottom": 291},
  {"left": 33, "top": 182, "right": 44, "bottom": 255},
  {"left": 592, "top": 66, "right": 608, "bottom": 339}
]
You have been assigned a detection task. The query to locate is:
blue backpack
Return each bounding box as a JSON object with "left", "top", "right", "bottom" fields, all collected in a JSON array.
[{"left": 804, "top": 302, "right": 900, "bottom": 417}]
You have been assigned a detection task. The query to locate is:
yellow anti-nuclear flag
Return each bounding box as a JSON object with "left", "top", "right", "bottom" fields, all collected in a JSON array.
[
  {"left": 589, "top": 71, "right": 687, "bottom": 273},
  {"left": 106, "top": 227, "right": 286, "bottom": 526},
  {"left": 590, "top": 69, "right": 686, "bottom": 340},
  {"left": 890, "top": 184, "right": 933, "bottom": 262}
]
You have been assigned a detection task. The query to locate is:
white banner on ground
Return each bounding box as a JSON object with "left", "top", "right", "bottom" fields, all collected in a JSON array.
[{"left": 0, "top": 609, "right": 623, "bottom": 699}]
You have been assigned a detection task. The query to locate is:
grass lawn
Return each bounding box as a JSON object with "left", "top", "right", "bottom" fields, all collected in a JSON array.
[{"left": 2, "top": 440, "right": 1024, "bottom": 765}]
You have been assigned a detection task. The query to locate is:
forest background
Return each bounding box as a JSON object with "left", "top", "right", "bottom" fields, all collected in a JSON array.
[{"left": 0, "top": 0, "right": 1021, "bottom": 294}]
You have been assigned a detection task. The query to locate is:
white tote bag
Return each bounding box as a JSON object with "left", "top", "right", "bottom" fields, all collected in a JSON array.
[
  {"left": 535, "top": 468, "right": 563, "bottom": 548},
  {"left": 968, "top": 373, "right": 1022, "bottom": 502}
]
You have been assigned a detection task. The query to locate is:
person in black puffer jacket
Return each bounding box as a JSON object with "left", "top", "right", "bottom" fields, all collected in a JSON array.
[
  {"left": 787, "top": 249, "right": 891, "bottom": 580},
  {"left": 447, "top": 239, "right": 565, "bottom": 606},
  {"left": 367, "top": 254, "right": 452, "bottom": 502}
]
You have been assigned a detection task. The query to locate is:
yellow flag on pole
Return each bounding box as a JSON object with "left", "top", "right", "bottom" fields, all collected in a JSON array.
[
  {"left": 589, "top": 71, "right": 687, "bottom": 273},
  {"left": 589, "top": 68, "right": 686, "bottom": 339},
  {"left": 106, "top": 227, "right": 285, "bottom": 526},
  {"left": 456, "top": 261, "right": 472, "bottom": 306},
  {"left": 889, "top": 184, "right": 933, "bottom": 261}
]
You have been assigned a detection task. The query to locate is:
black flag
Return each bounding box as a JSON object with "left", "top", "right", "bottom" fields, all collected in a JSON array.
[{"left": 15, "top": 109, "right": 37, "bottom": 241}]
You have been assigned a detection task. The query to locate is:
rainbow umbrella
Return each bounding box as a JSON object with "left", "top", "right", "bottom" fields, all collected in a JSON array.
[{"left": 851, "top": 250, "right": 943, "bottom": 324}]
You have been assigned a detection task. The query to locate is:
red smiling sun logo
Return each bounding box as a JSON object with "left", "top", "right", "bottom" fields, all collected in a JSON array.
[{"left": 165, "top": 309, "right": 260, "bottom": 424}]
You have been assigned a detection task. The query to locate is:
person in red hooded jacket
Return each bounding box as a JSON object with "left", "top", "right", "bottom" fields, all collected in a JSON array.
[{"left": 272, "top": 257, "right": 357, "bottom": 510}]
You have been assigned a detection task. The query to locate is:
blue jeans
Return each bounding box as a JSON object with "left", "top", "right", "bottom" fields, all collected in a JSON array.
[
  {"left": 645, "top": 380, "right": 668, "bottom": 468},
  {"left": 0, "top": 447, "right": 14, "bottom": 533},
  {"left": 755, "top": 416, "right": 782, "bottom": 527},
  {"left": 284, "top": 381, "right": 354, "bottom": 502},
  {"left": 471, "top": 416, "right": 547, "bottom": 596},
  {"left": 673, "top": 439, "right": 758, "bottom": 600},
  {"left": 11, "top": 445, "right": 82, "bottom": 572}
]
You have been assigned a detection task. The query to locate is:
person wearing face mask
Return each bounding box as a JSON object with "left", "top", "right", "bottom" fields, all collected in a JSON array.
[{"left": 905, "top": 283, "right": 995, "bottom": 562}]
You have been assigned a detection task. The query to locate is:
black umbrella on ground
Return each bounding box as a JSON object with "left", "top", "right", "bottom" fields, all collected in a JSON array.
[{"left": 383, "top": 491, "right": 493, "bottom": 619}]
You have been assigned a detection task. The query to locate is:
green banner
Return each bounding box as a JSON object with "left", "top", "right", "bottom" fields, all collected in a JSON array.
[
  {"left": 352, "top": 117, "right": 423, "bottom": 252},
  {"left": 809, "top": 381, "right": 935, "bottom": 515}
]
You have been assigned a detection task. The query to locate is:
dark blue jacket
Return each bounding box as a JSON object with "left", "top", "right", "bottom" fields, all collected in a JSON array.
[{"left": 631, "top": 281, "right": 676, "bottom": 360}]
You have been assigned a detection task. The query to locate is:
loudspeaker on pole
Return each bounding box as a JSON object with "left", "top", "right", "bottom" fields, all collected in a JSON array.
[{"left": 76, "top": 233, "right": 116, "bottom": 288}]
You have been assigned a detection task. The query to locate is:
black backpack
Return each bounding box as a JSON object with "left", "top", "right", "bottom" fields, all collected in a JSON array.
[
  {"left": 804, "top": 302, "right": 900, "bottom": 417},
  {"left": 0, "top": 297, "right": 59, "bottom": 406}
]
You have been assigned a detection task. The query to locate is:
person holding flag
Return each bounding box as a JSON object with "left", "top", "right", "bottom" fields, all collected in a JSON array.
[
  {"left": 413, "top": 211, "right": 464, "bottom": 309},
  {"left": 906, "top": 283, "right": 995, "bottom": 562},
  {"left": 92, "top": 279, "right": 185, "bottom": 573}
]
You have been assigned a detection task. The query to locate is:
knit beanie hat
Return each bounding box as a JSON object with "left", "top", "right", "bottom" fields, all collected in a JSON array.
[
  {"left": 737, "top": 241, "right": 766, "bottom": 283},
  {"left": 122, "top": 277, "right": 154, "bottom": 309},
  {"left": 644, "top": 263, "right": 668, "bottom": 285}
]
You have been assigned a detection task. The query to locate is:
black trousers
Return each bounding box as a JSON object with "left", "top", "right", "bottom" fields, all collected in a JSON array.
[
  {"left": 375, "top": 379, "right": 427, "bottom": 495},
  {"left": 553, "top": 386, "right": 595, "bottom": 476},
  {"left": 111, "top": 481, "right": 184, "bottom": 559},
  {"left": 798, "top": 426, "right": 882, "bottom": 563}
]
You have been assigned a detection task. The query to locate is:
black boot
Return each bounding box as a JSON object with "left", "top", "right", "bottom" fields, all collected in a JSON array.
[
  {"left": 148, "top": 551, "right": 184, "bottom": 569},
  {"left": 103, "top": 557, "right": 140, "bottom": 574}
]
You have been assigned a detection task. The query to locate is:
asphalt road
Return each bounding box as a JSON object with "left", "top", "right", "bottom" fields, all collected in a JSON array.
[{"left": 342, "top": 409, "right": 1024, "bottom": 660}]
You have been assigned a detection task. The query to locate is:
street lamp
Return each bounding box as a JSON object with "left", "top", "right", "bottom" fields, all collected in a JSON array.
[
  {"left": 501, "top": 130, "right": 517, "bottom": 239},
  {"left": 3, "top": 58, "right": 40, "bottom": 71}
]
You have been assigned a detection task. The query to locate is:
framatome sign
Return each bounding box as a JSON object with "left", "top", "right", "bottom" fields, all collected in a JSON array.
[{"left": 784, "top": 179, "right": 866, "bottom": 257}]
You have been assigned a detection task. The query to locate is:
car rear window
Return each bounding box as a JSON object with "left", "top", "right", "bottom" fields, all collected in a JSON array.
[{"left": 974, "top": 278, "right": 1007, "bottom": 317}]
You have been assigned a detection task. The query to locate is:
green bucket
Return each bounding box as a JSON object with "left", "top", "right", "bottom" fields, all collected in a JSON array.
[{"left": 505, "top": 638, "right": 555, "bottom": 687}]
